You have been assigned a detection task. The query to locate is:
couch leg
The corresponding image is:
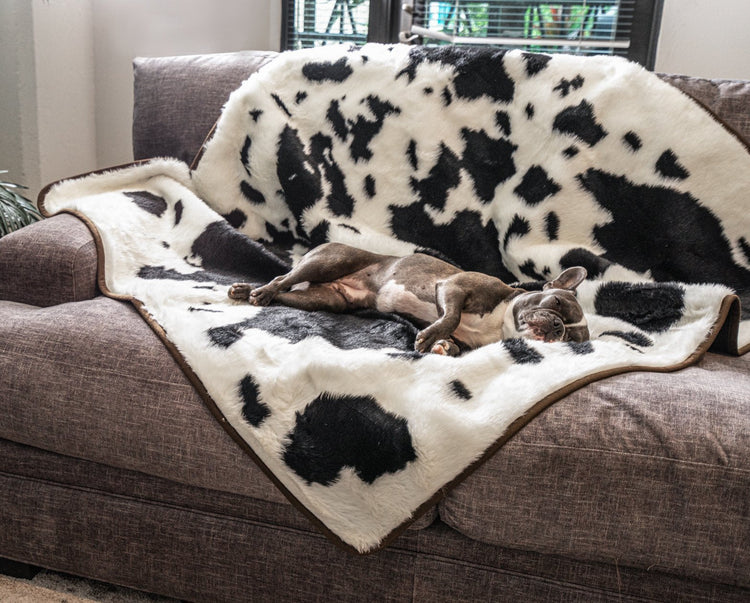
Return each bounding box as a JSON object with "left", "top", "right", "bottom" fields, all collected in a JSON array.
[{"left": 0, "top": 558, "right": 41, "bottom": 580}]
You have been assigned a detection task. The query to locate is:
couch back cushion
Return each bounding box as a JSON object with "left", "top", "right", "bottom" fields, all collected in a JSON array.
[{"left": 132, "top": 50, "right": 277, "bottom": 164}]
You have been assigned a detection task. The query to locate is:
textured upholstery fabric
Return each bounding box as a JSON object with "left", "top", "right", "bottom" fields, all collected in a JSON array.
[
  {"left": 132, "top": 51, "right": 277, "bottom": 163},
  {"left": 0, "top": 214, "right": 97, "bottom": 306},
  {"left": 0, "top": 296, "right": 438, "bottom": 527},
  {"left": 440, "top": 353, "right": 750, "bottom": 586},
  {"left": 2, "top": 439, "right": 747, "bottom": 602},
  {"left": 659, "top": 74, "right": 750, "bottom": 145}
]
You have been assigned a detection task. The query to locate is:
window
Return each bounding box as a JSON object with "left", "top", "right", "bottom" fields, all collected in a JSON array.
[{"left": 282, "top": 0, "right": 664, "bottom": 69}]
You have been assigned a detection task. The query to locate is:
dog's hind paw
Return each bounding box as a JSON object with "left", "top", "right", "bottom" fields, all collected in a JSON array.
[{"left": 228, "top": 283, "right": 252, "bottom": 301}]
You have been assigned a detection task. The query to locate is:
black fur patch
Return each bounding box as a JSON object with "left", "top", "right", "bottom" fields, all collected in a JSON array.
[
  {"left": 302, "top": 57, "right": 353, "bottom": 82},
  {"left": 174, "top": 200, "right": 183, "bottom": 226},
  {"left": 207, "top": 306, "right": 416, "bottom": 351},
  {"left": 249, "top": 109, "right": 263, "bottom": 122},
  {"left": 409, "top": 143, "right": 461, "bottom": 211},
  {"left": 562, "top": 146, "right": 579, "bottom": 158},
  {"left": 364, "top": 175, "right": 376, "bottom": 198},
  {"left": 191, "top": 221, "right": 289, "bottom": 279},
  {"left": 578, "top": 169, "right": 750, "bottom": 290},
  {"left": 600, "top": 330, "right": 653, "bottom": 347},
  {"left": 400, "top": 46, "right": 514, "bottom": 103},
  {"left": 450, "top": 380, "right": 472, "bottom": 400},
  {"left": 223, "top": 208, "right": 247, "bottom": 229},
  {"left": 295, "top": 91, "right": 307, "bottom": 104},
  {"left": 240, "top": 180, "right": 266, "bottom": 205},
  {"left": 553, "top": 75, "right": 584, "bottom": 97},
  {"left": 655, "top": 149, "right": 689, "bottom": 180},
  {"left": 525, "top": 103, "right": 535, "bottom": 119},
  {"left": 407, "top": 139, "right": 418, "bottom": 170},
  {"left": 307, "top": 133, "right": 356, "bottom": 218},
  {"left": 559, "top": 247, "right": 611, "bottom": 279},
  {"left": 495, "top": 111, "right": 511, "bottom": 136},
  {"left": 349, "top": 96, "right": 401, "bottom": 162},
  {"left": 503, "top": 214, "right": 530, "bottom": 250},
  {"left": 240, "top": 136, "right": 253, "bottom": 175},
  {"left": 441, "top": 87, "right": 453, "bottom": 106},
  {"left": 138, "top": 265, "right": 234, "bottom": 285},
  {"left": 567, "top": 340, "right": 594, "bottom": 355},
  {"left": 519, "top": 259, "right": 546, "bottom": 281},
  {"left": 522, "top": 52, "right": 552, "bottom": 76},
  {"left": 553, "top": 100, "right": 607, "bottom": 146},
  {"left": 308, "top": 220, "right": 330, "bottom": 246},
  {"left": 514, "top": 165, "right": 561, "bottom": 205},
  {"left": 623, "top": 131, "right": 642, "bottom": 152},
  {"left": 503, "top": 338, "right": 544, "bottom": 364},
  {"left": 545, "top": 211, "right": 560, "bottom": 240},
  {"left": 271, "top": 93, "right": 292, "bottom": 117},
  {"left": 282, "top": 393, "right": 417, "bottom": 485},
  {"left": 594, "top": 282, "right": 685, "bottom": 332},
  {"left": 326, "top": 100, "right": 348, "bottom": 140},
  {"left": 461, "top": 128, "right": 518, "bottom": 203},
  {"left": 740, "top": 237, "right": 750, "bottom": 264},
  {"left": 390, "top": 205, "right": 516, "bottom": 281},
  {"left": 277, "top": 125, "right": 323, "bottom": 221},
  {"left": 124, "top": 191, "right": 167, "bottom": 217},
  {"left": 239, "top": 374, "right": 271, "bottom": 427}
]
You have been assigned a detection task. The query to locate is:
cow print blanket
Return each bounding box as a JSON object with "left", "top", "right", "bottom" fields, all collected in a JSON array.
[{"left": 41, "top": 44, "right": 749, "bottom": 554}]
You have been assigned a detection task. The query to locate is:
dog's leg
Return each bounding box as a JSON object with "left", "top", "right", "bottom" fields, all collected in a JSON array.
[
  {"left": 231, "top": 243, "right": 385, "bottom": 306},
  {"left": 271, "top": 284, "right": 350, "bottom": 312},
  {"left": 415, "top": 279, "right": 466, "bottom": 354}
]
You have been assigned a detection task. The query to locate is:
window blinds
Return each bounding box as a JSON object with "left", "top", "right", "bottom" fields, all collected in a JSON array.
[
  {"left": 281, "top": 1, "right": 661, "bottom": 67},
  {"left": 404, "top": 1, "right": 635, "bottom": 56}
]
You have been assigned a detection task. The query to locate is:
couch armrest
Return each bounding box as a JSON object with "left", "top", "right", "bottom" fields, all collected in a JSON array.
[{"left": 0, "top": 214, "right": 98, "bottom": 307}]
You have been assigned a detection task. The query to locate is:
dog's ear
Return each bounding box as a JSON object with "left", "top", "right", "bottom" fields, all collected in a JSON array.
[{"left": 544, "top": 266, "right": 587, "bottom": 291}]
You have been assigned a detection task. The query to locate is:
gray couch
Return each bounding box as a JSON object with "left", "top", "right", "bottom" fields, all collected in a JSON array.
[{"left": 1, "top": 50, "right": 748, "bottom": 602}]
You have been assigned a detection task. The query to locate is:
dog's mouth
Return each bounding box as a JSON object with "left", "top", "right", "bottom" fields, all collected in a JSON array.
[{"left": 518, "top": 309, "right": 567, "bottom": 343}]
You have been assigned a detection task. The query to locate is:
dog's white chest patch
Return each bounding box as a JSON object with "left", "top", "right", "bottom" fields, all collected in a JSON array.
[
  {"left": 375, "top": 282, "right": 438, "bottom": 322},
  {"left": 454, "top": 301, "right": 510, "bottom": 347}
]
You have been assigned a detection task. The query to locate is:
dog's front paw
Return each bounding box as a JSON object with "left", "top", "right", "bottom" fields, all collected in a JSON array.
[
  {"left": 228, "top": 283, "right": 252, "bottom": 301},
  {"left": 248, "top": 284, "right": 277, "bottom": 306},
  {"left": 415, "top": 327, "right": 450, "bottom": 355}
]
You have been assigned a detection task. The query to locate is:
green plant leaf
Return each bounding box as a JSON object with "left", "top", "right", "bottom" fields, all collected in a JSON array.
[{"left": 0, "top": 171, "right": 42, "bottom": 237}]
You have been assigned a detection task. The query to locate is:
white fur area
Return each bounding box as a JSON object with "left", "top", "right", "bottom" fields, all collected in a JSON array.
[{"left": 40, "top": 46, "right": 749, "bottom": 553}]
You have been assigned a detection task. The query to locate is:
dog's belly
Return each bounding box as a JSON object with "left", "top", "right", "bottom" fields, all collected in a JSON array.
[
  {"left": 453, "top": 302, "right": 510, "bottom": 347},
  {"left": 376, "top": 282, "right": 510, "bottom": 347},
  {"left": 375, "top": 282, "right": 438, "bottom": 323}
]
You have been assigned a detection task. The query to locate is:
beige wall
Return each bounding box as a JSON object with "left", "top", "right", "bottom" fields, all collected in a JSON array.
[{"left": 1, "top": 0, "right": 749, "bottom": 201}]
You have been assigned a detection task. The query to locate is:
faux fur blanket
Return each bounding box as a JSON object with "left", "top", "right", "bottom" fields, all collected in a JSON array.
[{"left": 41, "top": 44, "right": 749, "bottom": 554}]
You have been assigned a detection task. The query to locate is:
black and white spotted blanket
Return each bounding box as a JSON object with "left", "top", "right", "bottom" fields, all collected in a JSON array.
[{"left": 41, "top": 44, "right": 749, "bottom": 554}]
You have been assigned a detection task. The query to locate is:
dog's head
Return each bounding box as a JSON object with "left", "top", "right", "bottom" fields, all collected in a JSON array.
[{"left": 505, "top": 267, "right": 589, "bottom": 343}]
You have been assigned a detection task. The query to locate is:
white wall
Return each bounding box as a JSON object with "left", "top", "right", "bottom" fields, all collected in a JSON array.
[
  {"left": 91, "top": 0, "right": 281, "bottom": 168},
  {"left": 1, "top": 0, "right": 749, "bottom": 202},
  {"left": 655, "top": 0, "right": 750, "bottom": 80},
  {"left": 0, "top": 1, "right": 38, "bottom": 193},
  {"left": 0, "top": 0, "right": 95, "bottom": 200}
]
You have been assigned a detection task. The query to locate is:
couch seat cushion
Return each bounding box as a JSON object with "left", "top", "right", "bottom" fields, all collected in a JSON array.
[
  {"left": 0, "top": 297, "right": 289, "bottom": 504},
  {"left": 439, "top": 352, "right": 750, "bottom": 586},
  {"left": 0, "top": 296, "right": 438, "bottom": 531}
]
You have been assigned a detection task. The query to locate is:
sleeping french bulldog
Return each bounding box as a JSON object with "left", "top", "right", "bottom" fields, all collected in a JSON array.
[{"left": 228, "top": 242, "right": 589, "bottom": 356}]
